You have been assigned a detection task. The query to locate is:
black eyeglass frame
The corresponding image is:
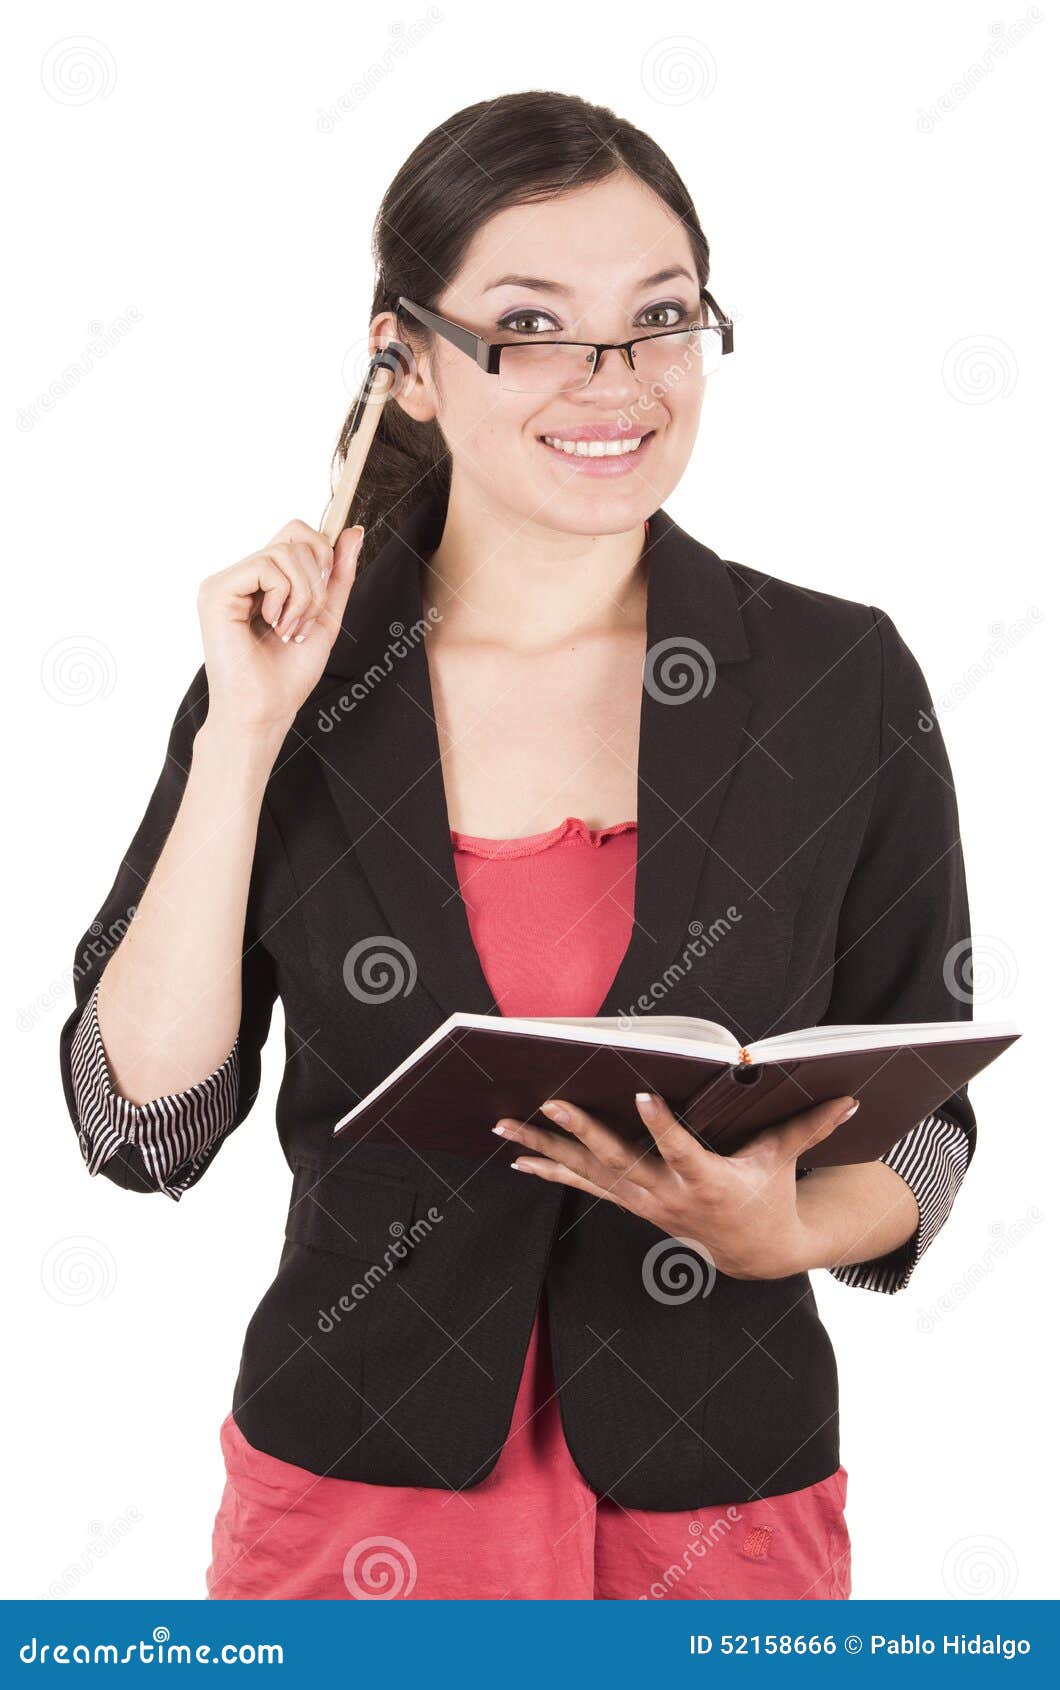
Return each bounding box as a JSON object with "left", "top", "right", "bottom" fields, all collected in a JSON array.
[{"left": 393, "top": 288, "right": 734, "bottom": 385}]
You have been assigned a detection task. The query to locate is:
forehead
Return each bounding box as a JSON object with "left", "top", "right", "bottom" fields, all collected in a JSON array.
[{"left": 447, "top": 173, "right": 695, "bottom": 310}]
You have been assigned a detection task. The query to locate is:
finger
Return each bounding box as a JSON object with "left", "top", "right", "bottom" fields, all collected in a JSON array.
[
  {"left": 273, "top": 541, "right": 329, "bottom": 641},
  {"left": 313, "top": 525, "right": 364, "bottom": 655},
  {"left": 736, "top": 1095, "right": 859, "bottom": 1170},
  {"left": 634, "top": 1090, "right": 719, "bottom": 1179},
  {"left": 332, "top": 521, "right": 365, "bottom": 582},
  {"left": 269, "top": 517, "right": 334, "bottom": 577},
  {"left": 493, "top": 1112, "right": 656, "bottom": 1201},
  {"left": 538, "top": 1098, "right": 663, "bottom": 1191},
  {"left": 509, "top": 1155, "right": 642, "bottom": 1211},
  {"left": 493, "top": 1113, "right": 613, "bottom": 1184},
  {"left": 216, "top": 554, "right": 295, "bottom": 632}
]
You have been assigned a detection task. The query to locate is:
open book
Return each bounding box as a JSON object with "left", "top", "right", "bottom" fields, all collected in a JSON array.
[{"left": 333, "top": 1011, "right": 1019, "bottom": 1170}]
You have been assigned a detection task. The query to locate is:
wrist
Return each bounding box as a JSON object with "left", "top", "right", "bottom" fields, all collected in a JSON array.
[
  {"left": 793, "top": 1176, "right": 850, "bottom": 1273},
  {"left": 193, "top": 714, "right": 289, "bottom": 777}
]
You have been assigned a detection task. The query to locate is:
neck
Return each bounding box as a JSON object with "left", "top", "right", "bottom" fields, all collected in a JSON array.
[{"left": 419, "top": 479, "right": 650, "bottom": 653}]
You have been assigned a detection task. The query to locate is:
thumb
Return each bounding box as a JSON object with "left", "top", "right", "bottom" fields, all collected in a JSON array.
[
  {"left": 744, "top": 1094, "right": 859, "bottom": 1169},
  {"left": 321, "top": 524, "right": 365, "bottom": 645}
]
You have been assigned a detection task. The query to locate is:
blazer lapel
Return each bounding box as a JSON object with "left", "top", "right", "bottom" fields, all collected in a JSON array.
[
  {"left": 597, "top": 506, "right": 751, "bottom": 1018},
  {"left": 304, "top": 490, "right": 752, "bottom": 1024}
]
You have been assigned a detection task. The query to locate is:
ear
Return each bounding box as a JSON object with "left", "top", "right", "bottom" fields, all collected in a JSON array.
[{"left": 369, "top": 308, "right": 437, "bottom": 426}]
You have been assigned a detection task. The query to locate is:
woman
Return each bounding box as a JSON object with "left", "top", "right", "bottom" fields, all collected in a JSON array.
[{"left": 60, "top": 91, "right": 976, "bottom": 1601}]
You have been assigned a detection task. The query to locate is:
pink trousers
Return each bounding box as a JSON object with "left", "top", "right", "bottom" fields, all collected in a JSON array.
[{"left": 207, "top": 1294, "right": 852, "bottom": 1600}]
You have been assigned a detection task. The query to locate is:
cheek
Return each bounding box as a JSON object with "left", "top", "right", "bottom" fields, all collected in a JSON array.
[
  {"left": 655, "top": 377, "right": 706, "bottom": 468},
  {"left": 670, "top": 372, "right": 707, "bottom": 433},
  {"left": 445, "top": 394, "right": 536, "bottom": 468}
]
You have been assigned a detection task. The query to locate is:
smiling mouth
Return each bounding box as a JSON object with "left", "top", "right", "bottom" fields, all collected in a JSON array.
[{"left": 537, "top": 430, "right": 656, "bottom": 459}]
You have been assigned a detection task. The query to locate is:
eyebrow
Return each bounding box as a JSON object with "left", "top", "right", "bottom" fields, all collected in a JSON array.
[{"left": 481, "top": 265, "right": 698, "bottom": 296}]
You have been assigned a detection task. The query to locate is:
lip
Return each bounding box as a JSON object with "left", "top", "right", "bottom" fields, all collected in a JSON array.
[
  {"left": 536, "top": 428, "right": 657, "bottom": 478},
  {"left": 537, "top": 423, "right": 648, "bottom": 442}
]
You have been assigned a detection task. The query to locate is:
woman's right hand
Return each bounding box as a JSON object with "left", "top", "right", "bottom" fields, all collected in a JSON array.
[{"left": 197, "top": 518, "right": 365, "bottom": 737}]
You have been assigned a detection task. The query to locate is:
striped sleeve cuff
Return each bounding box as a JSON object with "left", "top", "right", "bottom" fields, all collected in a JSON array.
[
  {"left": 827, "top": 1112, "right": 972, "bottom": 1295},
  {"left": 69, "top": 981, "right": 241, "bottom": 1201}
]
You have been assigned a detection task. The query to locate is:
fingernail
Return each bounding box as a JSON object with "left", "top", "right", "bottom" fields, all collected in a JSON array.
[
  {"left": 635, "top": 1091, "right": 658, "bottom": 1115},
  {"left": 492, "top": 1122, "right": 512, "bottom": 1136},
  {"left": 836, "top": 1099, "right": 860, "bottom": 1123},
  {"left": 510, "top": 1160, "right": 529, "bottom": 1172},
  {"left": 540, "top": 1100, "right": 569, "bottom": 1125}
]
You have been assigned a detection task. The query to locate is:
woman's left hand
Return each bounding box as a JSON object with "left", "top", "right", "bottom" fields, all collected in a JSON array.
[{"left": 493, "top": 1090, "right": 859, "bottom": 1281}]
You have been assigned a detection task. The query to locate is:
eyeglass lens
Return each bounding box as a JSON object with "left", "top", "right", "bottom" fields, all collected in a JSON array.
[{"left": 497, "top": 327, "right": 723, "bottom": 394}]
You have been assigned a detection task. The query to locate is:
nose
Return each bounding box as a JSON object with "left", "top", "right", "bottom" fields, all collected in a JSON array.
[{"left": 584, "top": 343, "right": 641, "bottom": 397}]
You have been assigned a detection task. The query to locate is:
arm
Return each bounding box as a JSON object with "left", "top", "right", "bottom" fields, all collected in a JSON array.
[
  {"left": 93, "top": 712, "right": 285, "bottom": 1103},
  {"left": 58, "top": 518, "right": 364, "bottom": 1197},
  {"left": 794, "top": 1111, "right": 971, "bottom": 1292},
  {"left": 70, "top": 980, "right": 241, "bottom": 1200},
  {"left": 804, "top": 607, "right": 977, "bottom": 1292},
  {"left": 58, "top": 670, "right": 282, "bottom": 1198}
]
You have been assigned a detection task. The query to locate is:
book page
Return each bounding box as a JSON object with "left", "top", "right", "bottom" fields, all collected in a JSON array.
[
  {"left": 527, "top": 1013, "right": 740, "bottom": 1047},
  {"left": 751, "top": 1019, "right": 1018, "bottom": 1057}
]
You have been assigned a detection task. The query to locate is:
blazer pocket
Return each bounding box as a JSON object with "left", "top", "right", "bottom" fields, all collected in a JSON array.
[{"left": 284, "top": 1159, "right": 419, "bottom": 1269}]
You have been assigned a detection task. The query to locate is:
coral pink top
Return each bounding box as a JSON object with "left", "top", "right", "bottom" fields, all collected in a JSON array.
[{"left": 207, "top": 816, "right": 851, "bottom": 1600}]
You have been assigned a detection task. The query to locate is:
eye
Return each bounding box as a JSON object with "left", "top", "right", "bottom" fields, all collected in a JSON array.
[
  {"left": 496, "top": 309, "right": 561, "bottom": 338},
  {"left": 639, "top": 301, "right": 692, "bottom": 330}
]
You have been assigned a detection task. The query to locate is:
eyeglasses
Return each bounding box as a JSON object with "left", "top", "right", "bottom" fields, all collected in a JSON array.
[{"left": 395, "top": 288, "right": 733, "bottom": 395}]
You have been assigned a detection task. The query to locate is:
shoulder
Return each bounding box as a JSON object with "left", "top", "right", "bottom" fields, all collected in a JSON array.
[
  {"left": 724, "top": 553, "right": 879, "bottom": 649},
  {"left": 716, "top": 552, "right": 930, "bottom": 707}
]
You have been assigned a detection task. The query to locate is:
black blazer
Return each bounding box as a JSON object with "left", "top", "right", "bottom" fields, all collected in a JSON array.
[{"left": 59, "top": 488, "right": 975, "bottom": 1509}]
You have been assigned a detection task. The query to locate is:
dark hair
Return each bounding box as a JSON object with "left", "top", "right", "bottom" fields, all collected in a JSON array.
[{"left": 325, "top": 90, "right": 714, "bottom": 568}]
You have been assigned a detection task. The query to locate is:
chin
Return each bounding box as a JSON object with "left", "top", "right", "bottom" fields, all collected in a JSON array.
[{"left": 542, "top": 474, "right": 666, "bottom": 533}]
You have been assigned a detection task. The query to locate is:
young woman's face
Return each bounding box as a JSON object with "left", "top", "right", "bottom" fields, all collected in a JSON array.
[{"left": 385, "top": 171, "right": 712, "bottom": 537}]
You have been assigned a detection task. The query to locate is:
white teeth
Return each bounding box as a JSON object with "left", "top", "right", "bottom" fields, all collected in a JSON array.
[{"left": 540, "top": 434, "right": 646, "bottom": 457}]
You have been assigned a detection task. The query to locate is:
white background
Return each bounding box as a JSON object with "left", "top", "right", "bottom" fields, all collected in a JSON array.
[{"left": 6, "top": 0, "right": 1055, "bottom": 1601}]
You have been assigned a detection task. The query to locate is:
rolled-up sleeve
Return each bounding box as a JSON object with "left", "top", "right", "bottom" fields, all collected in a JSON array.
[
  {"left": 817, "top": 607, "right": 978, "bottom": 1292},
  {"left": 827, "top": 1111, "right": 971, "bottom": 1294},
  {"left": 58, "top": 665, "right": 279, "bottom": 1198},
  {"left": 70, "top": 980, "right": 242, "bottom": 1201}
]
